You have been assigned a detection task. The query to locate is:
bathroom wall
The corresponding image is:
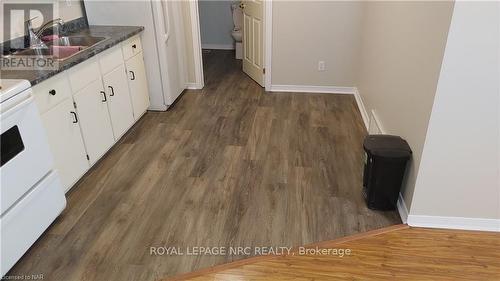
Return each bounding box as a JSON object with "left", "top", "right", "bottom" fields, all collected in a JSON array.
[
  {"left": 0, "top": 0, "right": 85, "bottom": 42},
  {"left": 198, "top": 0, "right": 235, "bottom": 49}
]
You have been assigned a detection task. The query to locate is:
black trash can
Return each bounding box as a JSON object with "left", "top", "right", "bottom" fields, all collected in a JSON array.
[{"left": 362, "top": 135, "right": 412, "bottom": 210}]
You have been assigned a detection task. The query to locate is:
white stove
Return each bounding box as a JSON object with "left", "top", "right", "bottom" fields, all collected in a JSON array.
[
  {"left": 0, "top": 79, "right": 31, "bottom": 103},
  {"left": 0, "top": 79, "right": 66, "bottom": 276}
]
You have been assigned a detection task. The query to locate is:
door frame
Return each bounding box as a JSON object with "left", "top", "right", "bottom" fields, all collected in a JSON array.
[
  {"left": 188, "top": 0, "right": 272, "bottom": 91},
  {"left": 188, "top": 0, "right": 205, "bottom": 90}
]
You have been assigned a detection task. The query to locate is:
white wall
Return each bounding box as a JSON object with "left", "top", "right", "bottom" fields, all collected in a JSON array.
[
  {"left": 409, "top": 1, "right": 500, "bottom": 231},
  {"left": 356, "top": 1, "right": 454, "bottom": 211},
  {"left": 198, "top": 0, "right": 234, "bottom": 49},
  {"left": 0, "top": 0, "right": 85, "bottom": 42},
  {"left": 271, "top": 1, "right": 363, "bottom": 87}
]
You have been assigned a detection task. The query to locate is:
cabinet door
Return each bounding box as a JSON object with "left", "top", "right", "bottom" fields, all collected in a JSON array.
[
  {"left": 125, "top": 53, "right": 150, "bottom": 119},
  {"left": 103, "top": 64, "right": 135, "bottom": 139},
  {"left": 73, "top": 79, "right": 115, "bottom": 165},
  {"left": 41, "top": 99, "right": 89, "bottom": 192}
]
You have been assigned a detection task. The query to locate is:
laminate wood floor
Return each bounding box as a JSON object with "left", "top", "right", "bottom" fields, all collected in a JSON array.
[
  {"left": 166, "top": 225, "right": 500, "bottom": 281},
  {"left": 7, "top": 50, "right": 400, "bottom": 280}
]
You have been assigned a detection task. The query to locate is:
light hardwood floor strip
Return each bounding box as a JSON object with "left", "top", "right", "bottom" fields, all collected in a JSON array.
[
  {"left": 168, "top": 226, "right": 500, "bottom": 281},
  {"left": 165, "top": 224, "right": 410, "bottom": 281}
]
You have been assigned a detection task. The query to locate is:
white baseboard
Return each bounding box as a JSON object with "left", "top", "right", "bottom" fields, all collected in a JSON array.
[
  {"left": 202, "top": 43, "right": 234, "bottom": 50},
  {"left": 269, "top": 86, "right": 370, "bottom": 130},
  {"left": 148, "top": 104, "right": 168, "bottom": 111},
  {"left": 269, "top": 85, "right": 356, "bottom": 95},
  {"left": 397, "top": 193, "right": 409, "bottom": 224},
  {"left": 368, "top": 109, "right": 386, "bottom": 135},
  {"left": 407, "top": 215, "right": 500, "bottom": 232},
  {"left": 186, "top": 82, "right": 203, "bottom": 90},
  {"left": 353, "top": 88, "right": 370, "bottom": 130}
]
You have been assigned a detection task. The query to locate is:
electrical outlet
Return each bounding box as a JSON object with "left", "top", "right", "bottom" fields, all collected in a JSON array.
[{"left": 318, "top": 61, "right": 326, "bottom": 72}]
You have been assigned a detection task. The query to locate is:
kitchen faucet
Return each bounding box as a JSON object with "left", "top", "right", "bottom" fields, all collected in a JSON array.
[{"left": 25, "top": 17, "right": 65, "bottom": 48}]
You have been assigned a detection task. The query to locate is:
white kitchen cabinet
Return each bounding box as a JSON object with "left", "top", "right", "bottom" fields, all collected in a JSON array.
[
  {"left": 31, "top": 36, "right": 149, "bottom": 193},
  {"left": 73, "top": 79, "right": 115, "bottom": 164},
  {"left": 125, "top": 53, "right": 150, "bottom": 119},
  {"left": 68, "top": 57, "right": 101, "bottom": 93},
  {"left": 122, "top": 36, "right": 143, "bottom": 60},
  {"left": 102, "top": 64, "right": 135, "bottom": 139},
  {"left": 41, "top": 99, "right": 89, "bottom": 192},
  {"left": 32, "top": 73, "right": 72, "bottom": 114}
]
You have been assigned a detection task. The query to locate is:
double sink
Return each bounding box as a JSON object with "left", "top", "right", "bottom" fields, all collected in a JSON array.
[{"left": 5, "top": 36, "right": 109, "bottom": 61}]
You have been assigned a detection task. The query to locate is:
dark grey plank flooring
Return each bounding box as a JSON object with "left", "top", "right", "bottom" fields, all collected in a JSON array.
[{"left": 8, "top": 49, "right": 400, "bottom": 280}]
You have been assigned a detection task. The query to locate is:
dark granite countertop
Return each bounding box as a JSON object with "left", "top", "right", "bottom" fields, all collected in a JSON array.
[{"left": 0, "top": 25, "right": 144, "bottom": 86}]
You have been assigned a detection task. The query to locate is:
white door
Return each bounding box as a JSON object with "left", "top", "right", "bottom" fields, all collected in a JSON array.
[
  {"left": 242, "top": 0, "right": 264, "bottom": 86},
  {"left": 126, "top": 54, "right": 150, "bottom": 119},
  {"left": 103, "top": 64, "right": 135, "bottom": 138},
  {"left": 41, "top": 99, "right": 89, "bottom": 192},
  {"left": 73, "top": 79, "right": 115, "bottom": 164}
]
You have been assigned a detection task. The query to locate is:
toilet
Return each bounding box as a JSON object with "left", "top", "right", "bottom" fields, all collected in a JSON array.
[{"left": 231, "top": 3, "right": 243, "bottom": 59}]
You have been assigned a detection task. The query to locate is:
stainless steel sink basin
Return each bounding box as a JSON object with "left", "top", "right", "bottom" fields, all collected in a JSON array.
[
  {"left": 12, "top": 45, "right": 86, "bottom": 60},
  {"left": 46, "top": 36, "right": 108, "bottom": 48},
  {"left": 6, "top": 36, "right": 109, "bottom": 61}
]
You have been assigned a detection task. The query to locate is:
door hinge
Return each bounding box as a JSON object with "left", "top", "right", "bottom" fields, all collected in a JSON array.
[
  {"left": 263, "top": 68, "right": 266, "bottom": 74},
  {"left": 73, "top": 101, "right": 77, "bottom": 109},
  {"left": 86, "top": 154, "right": 90, "bottom": 160}
]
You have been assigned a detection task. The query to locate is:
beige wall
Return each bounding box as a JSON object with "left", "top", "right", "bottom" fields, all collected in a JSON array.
[
  {"left": 0, "top": 0, "right": 85, "bottom": 42},
  {"left": 271, "top": 1, "right": 363, "bottom": 87},
  {"left": 356, "top": 1, "right": 454, "bottom": 210},
  {"left": 58, "top": 0, "right": 84, "bottom": 21},
  {"left": 410, "top": 1, "right": 500, "bottom": 221}
]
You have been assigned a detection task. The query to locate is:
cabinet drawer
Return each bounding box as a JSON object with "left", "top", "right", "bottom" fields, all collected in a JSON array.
[
  {"left": 99, "top": 46, "right": 124, "bottom": 74},
  {"left": 32, "top": 73, "right": 71, "bottom": 114},
  {"left": 68, "top": 57, "right": 101, "bottom": 93},
  {"left": 122, "top": 35, "right": 142, "bottom": 60}
]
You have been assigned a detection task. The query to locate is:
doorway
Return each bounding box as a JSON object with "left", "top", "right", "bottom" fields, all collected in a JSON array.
[
  {"left": 198, "top": 0, "right": 243, "bottom": 85},
  {"left": 186, "top": 0, "right": 272, "bottom": 90}
]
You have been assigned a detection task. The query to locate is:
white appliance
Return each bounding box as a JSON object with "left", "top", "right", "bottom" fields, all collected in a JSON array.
[
  {"left": 0, "top": 79, "right": 66, "bottom": 276},
  {"left": 84, "top": 0, "right": 188, "bottom": 111},
  {"left": 231, "top": 3, "right": 243, "bottom": 60}
]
